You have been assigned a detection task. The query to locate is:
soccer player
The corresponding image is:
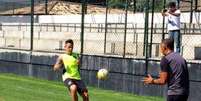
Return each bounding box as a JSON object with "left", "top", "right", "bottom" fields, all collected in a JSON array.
[
  {"left": 53, "top": 39, "right": 89, "bottom": 101},
  {"left": 143, "top": 38, "right": 189, "bottom": 101}
]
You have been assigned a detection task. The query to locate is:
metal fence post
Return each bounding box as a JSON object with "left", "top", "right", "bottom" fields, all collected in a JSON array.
[
  {"left": 162, "top": 0, "right": 166, "bottom": 40},
  {"left": 144, "top": 0, "right": 150, "bottom": 75},
  {"left": 123, "top": 0, "right": 128, "bottom": 58},
  {"left": 150, "top": 0, "right": 155, "bottom": 58},
  {"left": 190, "top": 0, "right": 193, "bottom": 24},
  {"left": 104, "top": 0, "right": 108, "bottom": 54},
  {"left": 81, "top": 0, "right": 86, "bottom": 55},
  {"left": 29, "top": 0, "right": 35, "bottom": 77},
  {"left": 133, "top": 0, "right": 136, "bottom": 13},
  {"left": 30, "top": 0, "right": 34, "bottom": 51},
  {"left": 195, "top": 0, "right": 198, "bottom": 11},
  {"left": 45, "top": 0, "right": 48, "bottom": 14}
]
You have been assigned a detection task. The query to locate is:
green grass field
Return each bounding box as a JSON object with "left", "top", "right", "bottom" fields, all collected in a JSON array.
[{"left": 0, "top": 73, "right": 163, "bottom": 101}]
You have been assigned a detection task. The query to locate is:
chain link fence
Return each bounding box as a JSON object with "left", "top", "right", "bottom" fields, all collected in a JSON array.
[
  {"left": 0, "top": 0, "right": 201, "bottom": 100},
  {"left": 0, "top": 0, "right": 200, "bottom": 59}
]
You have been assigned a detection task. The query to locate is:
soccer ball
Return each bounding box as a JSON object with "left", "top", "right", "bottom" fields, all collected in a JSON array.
[{"left": 97, "top": 68, "right": 108, "bottom": 80}]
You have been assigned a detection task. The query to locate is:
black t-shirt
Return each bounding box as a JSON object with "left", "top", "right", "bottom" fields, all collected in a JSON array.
[
  {"left": 160, "top": 57, "right": 169, "bottom": 72},
  {"left": 160, "top": 52, "right": 189, "bottom": 95}
]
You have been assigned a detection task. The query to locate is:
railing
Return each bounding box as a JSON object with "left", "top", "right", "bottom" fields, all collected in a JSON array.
[{"left": 0, "top": 23, "right": 201, "bottom": 34}]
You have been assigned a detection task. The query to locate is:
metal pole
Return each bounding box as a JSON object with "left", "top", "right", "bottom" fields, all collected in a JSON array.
[
  {"left": 144, "top": 0, "right": 149, "bottom": 75},
  {"left": 30, "top": 0, "right": 34, "bottom": 51},
  {"left": 150, "top": 0, "right": 155, "bottom": 57},
  {"left": 123, "top": 0, "right": 128, "bottom": 58},
  {"left": 80, "top": 0, "right": 86, "bottom": 55},
  {"left": 104, "top": 0, "right": 108, "bottom": 54},
  {"left": 143, "top": 0, "right": 150, "bottom": 56},
  {"left": 195, "top": 0, "right": 198, "bottom": 11},
  {"left": 162, "top": 0, "right": 166, "bottom": 40},
  {"left": 29, "top": 0, "right": 34, "bottom": 77},
  {"left": 45, "top": 0, "right": 48, "bottom": 14},
  {"left": 190, "top": 0, "right": 193, "bottom": 24},
  {"left": 189, "top": 0, "right": 193, "bottom": 43},
  {"left": 133, "top": 0, "right": 136, "bottom": 13}
]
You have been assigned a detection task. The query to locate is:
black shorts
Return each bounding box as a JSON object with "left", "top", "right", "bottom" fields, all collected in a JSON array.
[
  {"left": 64, "top": 78, "right": 88, "bottom": 95},
  {"left": 167, "top": 95, "right": 188, "bottom": 101}
]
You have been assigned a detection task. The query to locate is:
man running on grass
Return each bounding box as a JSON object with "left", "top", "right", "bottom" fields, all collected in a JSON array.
[{"left": 53, "top": 39, "right": 89, "bottom": 101}]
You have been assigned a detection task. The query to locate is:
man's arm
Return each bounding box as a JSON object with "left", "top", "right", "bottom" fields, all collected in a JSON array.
[
  {"left": 53, "top": 55, "right": 63, "bottom": 71},
  {"left": 143, "top": 72, "right": 168, "bottom": 85},
  {"left": 152, "top": 72, "right": 168, "bottom": 85},
  {"left": 161, "top": 10, "right": 169, "bottom": 17},
  {"left": 168, "top": 10, "right": 181, "bottom": 17},
  {"left": 161, "top": 9, "right": 181, "bottom": 17},
  {"left": 143, "top": 57, "right": 169, "bottom": 85}
]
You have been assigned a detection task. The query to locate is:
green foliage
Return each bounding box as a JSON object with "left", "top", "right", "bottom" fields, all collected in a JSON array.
[
  {"left": 152, "top": 0, "right": 164, "bottom": 12},
  {"left": 108, "top": 0, "right": 126, "bottom": 8}
]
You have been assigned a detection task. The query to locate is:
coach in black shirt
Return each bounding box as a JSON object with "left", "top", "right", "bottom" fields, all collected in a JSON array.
[{"left": 143, "top": 38, "right": 189, "bottom": 101}]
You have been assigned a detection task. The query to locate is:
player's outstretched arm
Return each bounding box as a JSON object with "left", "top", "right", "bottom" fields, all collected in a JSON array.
[
  {"left": 53, "top": 55, "right": 63, "bottom": 71},
  {"left": 143, "top": 72, "right": 168, "bottom": 85},
  {"left": 152, "top": 72, "right": 168, "bottom": 85}
]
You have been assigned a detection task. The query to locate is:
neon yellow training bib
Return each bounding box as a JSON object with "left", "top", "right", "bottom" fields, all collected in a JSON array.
[{"left": 62, "top": 53, "right": 81, "bottom": 81}]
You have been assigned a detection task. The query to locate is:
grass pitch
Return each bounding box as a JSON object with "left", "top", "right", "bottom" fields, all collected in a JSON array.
[{"left": 0, "top": 73, "right": 163, "bottom": 101}]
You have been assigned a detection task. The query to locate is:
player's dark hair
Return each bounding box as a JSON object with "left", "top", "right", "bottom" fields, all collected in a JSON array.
[
  {"left": 168, "top": 2, "right": 176, "bottom": 8},
  {"left": 161, "top": 38, "right": 174, "bottom": 50},
  {"left": 65, "top": 39, "right": 74, "bottom": 45}
]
